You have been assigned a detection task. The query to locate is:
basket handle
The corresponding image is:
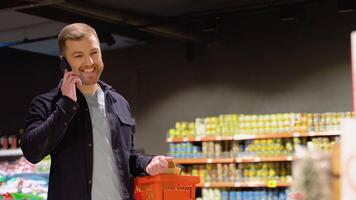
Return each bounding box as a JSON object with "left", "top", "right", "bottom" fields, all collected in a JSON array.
[{"left": 160, "top": 159, "right": 181, "bottom": 175}]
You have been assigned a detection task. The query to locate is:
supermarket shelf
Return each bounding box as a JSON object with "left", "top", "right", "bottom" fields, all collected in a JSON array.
[
  {"left": 167, "top": 136, "right": 233, "bottom": 142},
  {"left": 174, "top": 156, "right": 294, "bottom": 164},
  {"left": 166, "top": 131, "right": 340, "bottom": 142},
  {"left": 0, "top": 149, "right": 23, "bottom": 157},
  {"left": 235, "top": 156, "right": 294, "bottom": 163},
  {"left": 196, "top": 181, "right": 291, "bottom": 188},
  {"left": 174, "top": 158, "right": 234, "bottom": 164}
]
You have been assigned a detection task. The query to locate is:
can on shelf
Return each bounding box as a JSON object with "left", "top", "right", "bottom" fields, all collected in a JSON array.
[
  {"left": 8, "top": 135, "right": 17, "bottom": 149},
  {"left": 0, "top": 136, "right": 8, "bottom": 150}
]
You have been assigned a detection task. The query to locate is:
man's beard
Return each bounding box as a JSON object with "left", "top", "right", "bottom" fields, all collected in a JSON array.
[{"left": 78, "top": 65, "right": 103, "bottom": 85}]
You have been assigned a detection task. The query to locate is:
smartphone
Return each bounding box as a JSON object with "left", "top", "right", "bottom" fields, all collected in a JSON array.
[{"left": 60, "top": 57, "right": 71, "bottom": 73}]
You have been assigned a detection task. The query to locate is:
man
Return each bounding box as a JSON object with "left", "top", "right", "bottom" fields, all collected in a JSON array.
[{"left": 20, "top": 23, "right": 171, "bottom": 200}]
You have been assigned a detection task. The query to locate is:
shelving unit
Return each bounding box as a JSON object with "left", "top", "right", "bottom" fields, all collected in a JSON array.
[
  {"left": 196, "top": 181, "right": 292, "bottom": 188},
  {"left": 175, "top": 156, "right": 294, "bottom": 164},
  {"left": 168, "top": 129, "right": 341, "bottom": 200},
  {"left": 165, "top": 111, "right": 350, "bottom": 200},
  {"left": 0, "top": 147, "right": 50, "bottom": 199},
  {"left": 0, "top": 149, "right": 23, "bottom": 157},
  {"left": 167, "top": 131, "right": 340, "bottom": 143}
]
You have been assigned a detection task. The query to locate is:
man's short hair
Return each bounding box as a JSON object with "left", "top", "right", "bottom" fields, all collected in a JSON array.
[{"left": 58, "top": 23, "right": 99, "bottom": 56}]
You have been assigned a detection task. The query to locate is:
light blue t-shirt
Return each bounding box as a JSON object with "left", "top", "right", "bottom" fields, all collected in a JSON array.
[{"left": 83, "top": 86, "right": 122, "bottom": 200}]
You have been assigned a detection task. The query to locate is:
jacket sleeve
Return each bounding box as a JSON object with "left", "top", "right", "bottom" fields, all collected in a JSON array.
[
  {"left": 20, "top": 95, "right": 79, "bottom": 164},
  {"left": 129, "top": 130, "right": 154, "bottom": 177}
]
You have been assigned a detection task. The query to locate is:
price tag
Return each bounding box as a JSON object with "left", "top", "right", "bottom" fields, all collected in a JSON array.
[
  {"left": 234, "top": 182, "right": 241, "bottom": 187},
  {"left": 167, "top": 138, "right": 173, "bottom": 142},
  {"left": 254, "top": 157, "right": 261, "bottom": 162},
  {"left": 247, "top": 182, "right": 256, "bottom": 187},
  {"left": 308, "top": 131, "right": 316, "bottom": 136},
  {"left": 236, "top": 158, "right": 242, "bottom": 163},
  {"left": 216, "top": 136, "right": 222, "bottom": 140},
  {"left": 233, "top": 135, "right": 239, "bottom": 140},
  {"left": 195, "top": 137, "right": 202, "bottom": 141},
  {"left": 207, "top": 158, "right": 213, "bottom": 163},
  {"left": 183, "top": 137, "right": 188, "bottom": 142},
  {"left": 267, "top": 180, "right": 277, "bottom": 188},
  {"left": 293, "top": 132, "right": 300, "bottom": 137},
  {"left": 287, "top": 156, "right": 293, "bottom": 161},
  {"left": 204, "top": 183, "right": 210, "bottom": 187}
]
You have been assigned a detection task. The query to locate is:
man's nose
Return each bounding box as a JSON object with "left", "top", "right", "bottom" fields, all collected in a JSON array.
[{"left": 84, "top": 56, "right": 94, "bottom": 66}]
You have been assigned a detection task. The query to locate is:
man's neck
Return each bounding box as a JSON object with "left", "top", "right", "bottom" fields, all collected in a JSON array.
[{"left": 77, "top": 83, "right": 99, "bottom": 95}]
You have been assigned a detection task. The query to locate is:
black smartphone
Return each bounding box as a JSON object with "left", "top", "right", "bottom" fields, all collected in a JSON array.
[{"left": 60, "top": 57, "right": 71, "bottom": 73}]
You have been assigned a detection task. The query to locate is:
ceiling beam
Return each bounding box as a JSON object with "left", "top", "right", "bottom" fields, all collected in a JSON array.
[
  {"left": 19, "top": 1, "right": 212, "bottom": 44},
  {"left": 18, "top": 5, "right": 152, "bottom": 42},
  {"left": 0, "top": 0, "right": 62, "bottom": 12}
]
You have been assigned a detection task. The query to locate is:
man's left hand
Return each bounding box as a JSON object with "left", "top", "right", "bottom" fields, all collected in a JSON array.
[{"left": 145, "top": 156, "right": 173, "bottom": 176}]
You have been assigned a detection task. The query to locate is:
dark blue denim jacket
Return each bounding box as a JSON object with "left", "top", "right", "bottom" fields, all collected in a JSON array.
[{"left": 20, "top": 80, "right": 152, "bottom": 200}]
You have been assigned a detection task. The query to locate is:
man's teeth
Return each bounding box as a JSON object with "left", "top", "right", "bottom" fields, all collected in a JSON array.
[{"left": 83, "top": 68, "right": 95, "bottom": 72}]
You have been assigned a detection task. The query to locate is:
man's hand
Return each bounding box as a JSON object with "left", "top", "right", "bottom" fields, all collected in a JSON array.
[
  {"left": 61, "top": 70, "right": 82, "bottom": 102},
  {"left": 145, "top": 156, "right": 173, "bottom": 176}
]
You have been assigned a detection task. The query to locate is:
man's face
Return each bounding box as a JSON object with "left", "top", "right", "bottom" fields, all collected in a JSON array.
[{"left": 63, "top": 34, "right": 104, "bottom": 85}]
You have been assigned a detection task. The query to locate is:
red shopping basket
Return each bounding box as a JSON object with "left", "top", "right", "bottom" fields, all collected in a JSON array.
[{"left": 134, "top": 174, "right": 200, "bottom": 200}]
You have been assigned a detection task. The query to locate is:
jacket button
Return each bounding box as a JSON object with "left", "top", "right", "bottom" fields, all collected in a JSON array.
[
  {"left": 88, "top": 180, "right": 92, "bottom": 184},
  {"left": 85, "top": 108, "right": 89, "bottom": 112},
  {"left": 64, "top": 122, "right": 68, "bottom": 127},
  {"left": 73, "top": 106, "right": 77, "bottom": 111},
  {"left": 88, "top": 143, "right": 92, "bottom": 147}
]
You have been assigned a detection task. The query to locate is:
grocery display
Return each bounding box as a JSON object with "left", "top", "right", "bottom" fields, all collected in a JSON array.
[
  {"left": 197, "top": 188, "right": 289, "bottom": 200},
  {"left": 0, "top": 134, "right": 18, "bottom": 150},
  {"left": 169, "top": 137, "right": 338, "bottom": 159},
  {"left": 0, "top": 156, "right": 50, "bottom": 200},
  {"left": 181, "top": 162, "right": 292, "bottom": 184},
  {"left": 166, "top": 112, "right": 351, "bottom": 199},
  {"left": 0, "top": 133, "right": 50, "bottom": 200},
  {"left": 168, "top": 112, "right": 352, "bottom": 138}
]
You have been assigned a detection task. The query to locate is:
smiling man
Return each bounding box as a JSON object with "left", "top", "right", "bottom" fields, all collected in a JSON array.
[{"left": 20, "top": 23, "right": 171, "bottom": 200}]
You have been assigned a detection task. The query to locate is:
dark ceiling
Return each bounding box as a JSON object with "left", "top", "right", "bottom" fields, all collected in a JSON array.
[
  {"left": 0, "top": 0, "right": 355, "bottom": 55},
  {"left": 5, "top": 0, "right": 349, "bottom": 43}
]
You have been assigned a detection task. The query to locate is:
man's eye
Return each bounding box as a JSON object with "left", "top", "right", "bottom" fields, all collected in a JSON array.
[
  {"left": 91, "top": 51, "right": 98, "bottom": 55},
  {"left": 74, "top": 55, "right": 83, "bottom": 58}
]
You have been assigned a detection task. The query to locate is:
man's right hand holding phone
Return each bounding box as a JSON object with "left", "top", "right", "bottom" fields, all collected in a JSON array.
[{"left": 61, "top": 69, "right": 82, "bottom": 102}]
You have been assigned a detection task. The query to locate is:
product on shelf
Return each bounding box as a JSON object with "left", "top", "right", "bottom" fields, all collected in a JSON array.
[
  {"left": 180, "top": 162, "right": 292, "bottom": 184},
  {"left": 197, "top": 188, "right": 290, "bottom": 200},
  {"left": 169, "top": 137, "right": 338, "bottom": 159},
  {"left": 1, "top": 173, "right": 48, "bottom": 198},
  {"left": 0, "top": 134, "right": 18, "bottom": 150},
  {"left": 0, "top": 158, "right": 36, "bottom": 175},
  {"left": 167, "top": 112, "right": 354, "bottom": 138},
  {"left": 167, "top": 111, "right": 348, "bottom": 200},
  {"left": 0, "top": 157, "right": 50, "bottom": 200}
]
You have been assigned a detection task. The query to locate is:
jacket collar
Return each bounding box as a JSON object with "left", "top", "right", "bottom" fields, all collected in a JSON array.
[{"left": 57, "top": 79, "right": 113, "bottom": 92}]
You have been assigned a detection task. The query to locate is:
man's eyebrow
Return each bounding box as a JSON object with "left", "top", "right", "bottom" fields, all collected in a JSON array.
[{"left": 71, "top": 51, "right": 83, "bottom": 56}]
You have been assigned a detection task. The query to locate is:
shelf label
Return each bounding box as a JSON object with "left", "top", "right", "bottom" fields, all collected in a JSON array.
[
  {"left": 287, "top": 156, "right": 293, "bottom": 161},
  {"left": 233, "top": 135, "right": 239, "bottom": 140},
  {"left": 183, "top": 137, "right": 188, "bottom": 142},
  {"left": 216, "top": 136, "right": 222, "bottom": 140},
  {"left": 234, "top": 182, "right": 241, "bottom": 187},
  {"left": 195, "top": 137, "right": 202, "bottom": 141},
  {"left": 207, "top": 159, "right": 213, "bottom": 163},
  {"left": 254, "top": 157, "right": 261, "bottom": 162},
  {"left": 308, "top": 131, "right": 316, "bottom": 136},
  {"left": 167, "top": 138, "right": 173, "bottom": 142},
  {"left": 204, "top": 183, "right": 210, "bottom": 187},
  {"left": 247, "top": 182, "right": 256, "bottom": 187},
  {"left": 293, "top": 132, "right": 300, "bottom": 137},
  {"left": 267, "top": 180, "right": 277, "bottom": 188},
  {"left": 236, "top": 158, "right": 242, "bottom": 162}
]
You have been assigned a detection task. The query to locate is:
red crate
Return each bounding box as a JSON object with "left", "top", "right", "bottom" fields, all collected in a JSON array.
[{"left": 134, "top": 174, "right": 200, "bottom": 200}]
